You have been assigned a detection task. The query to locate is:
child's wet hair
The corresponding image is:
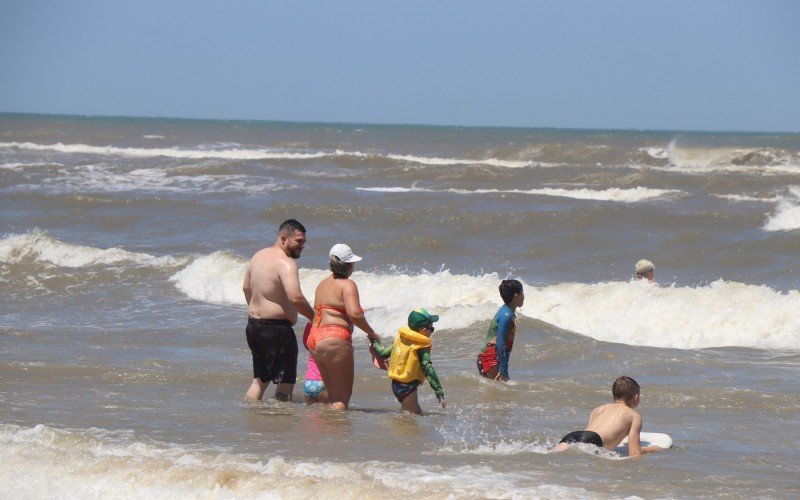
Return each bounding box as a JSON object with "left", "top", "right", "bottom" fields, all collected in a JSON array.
[
  {"left": 499, "top": 279, "right": 523, "bottom": 304},
  {"left": 612, "top": 376, "right": 640, "bottom": 403}
]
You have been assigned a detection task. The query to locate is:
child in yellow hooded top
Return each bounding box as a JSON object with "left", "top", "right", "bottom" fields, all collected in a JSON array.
[{"left": 370, "top": 308, "right": 445, "bottom": 414}]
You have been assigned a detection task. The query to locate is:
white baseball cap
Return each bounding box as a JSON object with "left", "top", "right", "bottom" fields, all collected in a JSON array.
[{"left": 329, "top": 243, "right": 362, "bottom": 263}]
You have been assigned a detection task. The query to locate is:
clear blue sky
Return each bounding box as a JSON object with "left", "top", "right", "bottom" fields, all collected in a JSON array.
[{"left": 1, "top": 1, "right": 798, "bottom": 132}]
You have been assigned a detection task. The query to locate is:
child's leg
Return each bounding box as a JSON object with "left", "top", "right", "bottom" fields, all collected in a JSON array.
[
  {"left": 400, "top": 389, "right": 422, "bottom": 415},
  {"left": 315, "top": 388, "right": 330, "bottom": 403}
]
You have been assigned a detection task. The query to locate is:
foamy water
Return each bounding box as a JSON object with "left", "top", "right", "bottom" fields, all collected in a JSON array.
[
  {"left": 0, "top": 141, "right": 535, "bottom": 169},
  {"left": 357, "top": 185, "right": 683, "bottom": 203},
  {"left": 0, "top": 231, "right": 186, "bottom": 268},
  {"left": 1, "top": 424, "right": 592, "bottom": 499},
  {"left": 5, "top": 231, "right": 800, "bottom": 351}
]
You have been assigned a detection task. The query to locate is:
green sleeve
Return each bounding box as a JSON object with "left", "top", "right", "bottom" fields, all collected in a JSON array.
[
  {"left": 370, "top": 338, "right": 392, "bottom": 358},
  {"left": 418, "top": 348, "right": 444, "bottom": 399}
]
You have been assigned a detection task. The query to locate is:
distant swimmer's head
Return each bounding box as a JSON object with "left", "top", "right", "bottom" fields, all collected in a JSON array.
[
  {"left": 499, "top": 279, "right": 524, "bottom": 308},
  {"left": 635, "top": 259, "right": 655, "bottom": 282},
  {"left": 408, "top": 308, "right": 439, "bottom": 335},
  {"left": 278, "top": 219, "right": 307, "bottom": 259},
  {"left": 612, "top": 375, "right": 641, "bottom": 408},
  {"left": 329, "top": 243, "right": 361, "bottom": 278}
]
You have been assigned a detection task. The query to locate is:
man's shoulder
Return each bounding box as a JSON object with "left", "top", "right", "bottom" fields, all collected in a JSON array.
[
  {"left": 250, "top": 246, "right": 275, "bottom": 260},
  {"left": 252, "top": 247, "right": 294, "bottom": 266}
]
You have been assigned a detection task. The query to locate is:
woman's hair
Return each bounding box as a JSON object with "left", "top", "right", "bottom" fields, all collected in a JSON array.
[
  {"left": 499, "top": 279, "right": 523, "bottom": 304},
  {"left": 329, "top": 254, "right": 353, "bottom": 278}
]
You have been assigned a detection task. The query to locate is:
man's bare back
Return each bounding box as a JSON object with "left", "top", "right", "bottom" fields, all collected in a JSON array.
[
  {"left": 245, "top": 246, "right": 301, "bottom": 324},
  {"left": 243, "top": 227, "right": 314, "bottom": 324}
]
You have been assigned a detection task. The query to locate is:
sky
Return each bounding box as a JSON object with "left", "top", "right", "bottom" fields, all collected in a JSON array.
[{"left": 1, "top": 1, "right": 798, "bottom": 132}]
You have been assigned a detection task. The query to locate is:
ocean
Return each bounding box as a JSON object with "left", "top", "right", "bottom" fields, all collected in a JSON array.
[{"left": 1, "top": 113, "right": 799, "bottom": 498}]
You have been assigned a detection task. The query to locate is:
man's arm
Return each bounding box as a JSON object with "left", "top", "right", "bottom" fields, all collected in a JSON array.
[
  {"left": 279, "top": 260, "right": 314, "bottom": 321},
  {"left": 419, "top": 349, "right": 445, "bottom": 407},
  {"left": 243, "top": 263, "right": 252, "bottom": 305},
  {"left": 495, "top": 310, "right": 513, "bottom": 380}
]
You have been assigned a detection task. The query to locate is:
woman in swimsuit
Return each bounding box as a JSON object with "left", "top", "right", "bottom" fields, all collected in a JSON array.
[{"left": 308, "top": 243, "right": 380, "bottom": 410}]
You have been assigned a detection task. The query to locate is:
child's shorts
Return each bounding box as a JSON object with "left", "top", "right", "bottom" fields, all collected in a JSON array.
[
  {"left": 304, "top": 379, "right": 325, "bottom": 399},
  {"left": 391, "top": 380, "right": 419, "bottom": 402},
  {"left": 477, "top": 344, "right": 498, "bottom": 376}
]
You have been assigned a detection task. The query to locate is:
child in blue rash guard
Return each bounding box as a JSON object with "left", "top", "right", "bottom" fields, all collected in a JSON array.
[
  {"left": 370, "top": 308, "right": 445, "bottom": 414},
  {"left": 477, "top": 280, "right": 524, "bottom": 382}
]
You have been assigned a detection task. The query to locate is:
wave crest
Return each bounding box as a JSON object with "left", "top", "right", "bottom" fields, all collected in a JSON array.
[
  {"left": 0, "top": 231, "right": 186, "bottom": 268},
  {"left": 357, "top": 186, "right": 683, "bottom": 203}
]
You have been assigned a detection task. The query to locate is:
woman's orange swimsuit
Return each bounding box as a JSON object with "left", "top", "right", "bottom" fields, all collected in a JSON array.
[{"left": 307, "top": 304, "right": 353, "bottom": 350}]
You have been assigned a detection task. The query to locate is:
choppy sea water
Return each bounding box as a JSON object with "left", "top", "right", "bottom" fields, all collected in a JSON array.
[{"left": 1, "top": 113, "right": 799, "bottom": 498}]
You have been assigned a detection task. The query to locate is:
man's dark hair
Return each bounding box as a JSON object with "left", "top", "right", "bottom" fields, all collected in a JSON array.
[
  {"left": 499, "top": 279, "right": 523, "bottom": 305},
  {"left": 279, "top": 219, "right": 306, "bottom": 235},
  {"left": 612, "top": 376, "right": 640, "bottom": 403}
]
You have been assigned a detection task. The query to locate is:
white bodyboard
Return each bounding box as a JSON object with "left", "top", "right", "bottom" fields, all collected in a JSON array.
[{"left": 615, "top": 432, "right": 672, "bottom": 456}]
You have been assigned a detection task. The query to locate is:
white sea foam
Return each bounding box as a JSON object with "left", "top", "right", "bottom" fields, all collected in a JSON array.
[
  {"left": 0, "top": 231, "right": 186, "bottom": 268},
  {"left": 637, "top": 140, "right": 800, "bottom": 175},
  {"left": 169, "top": 252, "right": 249, "bottom": 305},
  {"left": 357, "top": 186, "right": 683, "bottom": 203},
  {"left": 169, "top": 252, "right": 800, "bottom": 351},
  {"left": 386, "top": 153, "right": 532, "bottom": 168},
  {"left": 712, "top": 193, "right": 780, "bottom": 203},
  {"left": 524, "top": 279, "right": 800, "bottom": 350},
  {"left": 764, "top": 186, "right": 800, "bottom": 231},
  {"left": 142, "top": 135, "right": 165, "bottom": 139},
  {"left": 16, "top": 164, "right": 284, "bottom": 194},
  {"left": 8, "top": 234, "right": 800, "bottom": 351},
  {"left": 645, "top": 146, "right": 671, "bottom": 160},
  {"left": 170, "top": 256, "right": 503, "bottom": 335},
  {"left": 436, "top": 439, "right": 550, "bottom": 456},
  {"left": 0, "top": 141, "right": 537, "bottom": 169},
  {"left": 0, "top": 161, "right": 60, "bottom": 170},
  {"left": 0, "top": 141, "right": 331, "bottom": 161},
  {"left": 0, "top": 423, "right": 590, "bottom": 499}
]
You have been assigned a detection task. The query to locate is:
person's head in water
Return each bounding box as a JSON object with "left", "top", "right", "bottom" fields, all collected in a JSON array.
[
  {"left": 635, "top": 259, "right": 655, "bottom": 282},
  {"left": 612, "top": 375, "right": 641, "bottom": 408},
  {"left": 329, "top": 243, "right": 361, "bottom": 278},
  {"left": 407, "top": 308, "right": 439, "bottom": 336},
  {"left": 277, "top": 219, "right": 307, "bottom": 259},
  {"left": 499, "top": 279, "right": 524, "bottom": 308}
]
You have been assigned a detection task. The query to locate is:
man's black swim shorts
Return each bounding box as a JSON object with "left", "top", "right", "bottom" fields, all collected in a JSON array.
[{"left": 246, "top": 317, "right": 298, "bottom": 384}]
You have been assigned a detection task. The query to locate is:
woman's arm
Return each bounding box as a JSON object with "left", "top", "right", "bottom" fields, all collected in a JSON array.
[{"left": 342, "top": 280, "right": 380, "bottom": 341}]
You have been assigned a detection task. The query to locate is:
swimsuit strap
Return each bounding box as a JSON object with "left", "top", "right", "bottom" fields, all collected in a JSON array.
[{"left": 314, "top": 304, "right": 348, "bottom": 327}]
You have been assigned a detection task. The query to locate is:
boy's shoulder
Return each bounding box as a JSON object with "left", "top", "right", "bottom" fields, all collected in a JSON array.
[
  {"left": 592, "top": 402, "right": 639, "bottom": 418},
  {"left": 495, "top": 304, "right": 513, "bottom": 317}
]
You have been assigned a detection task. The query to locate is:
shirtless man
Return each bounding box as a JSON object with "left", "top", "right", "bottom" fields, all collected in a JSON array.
[
  {"left": 552, "top": 376, "right": 663, "bottom": 457},
  {"left": 243, "top": 219, "right": 314, "bottom": 402}
]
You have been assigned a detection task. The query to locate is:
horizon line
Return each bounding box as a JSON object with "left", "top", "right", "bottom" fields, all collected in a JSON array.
[{"left": 1, "top": 110, "right": 797, "bottom": 136}]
